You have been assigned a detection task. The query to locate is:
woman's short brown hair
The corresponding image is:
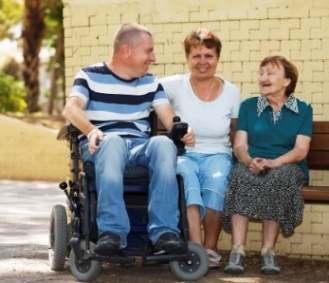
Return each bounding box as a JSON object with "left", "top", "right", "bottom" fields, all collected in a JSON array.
[
  {"left": 183, "top": 28, "right": 222, "bottom": 59},
  {"left": 260, "top": 55, "right": 299, "bottom": 96}
]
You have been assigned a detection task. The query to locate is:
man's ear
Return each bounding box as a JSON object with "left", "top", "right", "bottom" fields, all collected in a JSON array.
[{"left": 121, "top": 44, "right": 131, "bottom": 59}]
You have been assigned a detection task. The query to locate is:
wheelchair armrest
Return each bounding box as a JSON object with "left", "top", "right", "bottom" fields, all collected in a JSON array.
[{"left": 56, "top": 124, "right": 81, "bottom": 141}]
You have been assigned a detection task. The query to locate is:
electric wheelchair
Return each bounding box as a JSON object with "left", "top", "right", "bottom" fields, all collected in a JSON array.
[{"left": 48, "top": 113, "right": 209, "bottom": 282}]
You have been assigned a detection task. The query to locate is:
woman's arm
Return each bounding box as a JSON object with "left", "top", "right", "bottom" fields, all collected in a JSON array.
[
  {"left": 263, "top": 134, "right": 311, "bottom": 168},
  {"left": 233, "top": 130, "right": 253, "bottom": 167},
  {"left": 229, "top": 118, "right": 238, "bottom": 148}
]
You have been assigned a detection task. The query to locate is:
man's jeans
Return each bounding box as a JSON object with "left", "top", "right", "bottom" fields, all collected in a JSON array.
[{"left": 81, "top": 134, "right": 180, "bottom": 249}]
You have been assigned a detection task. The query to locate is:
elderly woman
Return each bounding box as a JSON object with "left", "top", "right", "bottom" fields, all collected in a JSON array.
[
  {"left": 223, "top": 56, "right": 313, "bottom": 275},
  {"left": 160, "top": 28, "right": 241, "bottom": 268}
]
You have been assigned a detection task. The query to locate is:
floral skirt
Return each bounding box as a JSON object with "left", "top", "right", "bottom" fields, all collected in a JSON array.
[{"left": 223, "top": 163, "right": 307, "bottom": 235}]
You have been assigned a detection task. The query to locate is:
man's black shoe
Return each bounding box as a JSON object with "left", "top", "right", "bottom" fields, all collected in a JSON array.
[
  {"left": 94, "top": 231, "right": 121, "bottom": 256},
  {"left": 153, "top": 232, "right": 187, "bottom": 255}
]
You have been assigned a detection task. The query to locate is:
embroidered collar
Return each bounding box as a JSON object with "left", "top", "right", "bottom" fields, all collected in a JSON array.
[{"left": 257, "top": 94, "right": 299, "bottom": 117}]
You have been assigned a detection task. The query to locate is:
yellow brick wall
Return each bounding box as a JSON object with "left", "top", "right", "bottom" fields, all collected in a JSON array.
[{"left": 63, "top": 0, "right": 329, "bottom": 259}]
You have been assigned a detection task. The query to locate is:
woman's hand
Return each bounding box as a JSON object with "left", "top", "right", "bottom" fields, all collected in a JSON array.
[
  {"left": 248, "top": 158, "right": 277, "bottom": 174},
  {"left": 248, "top": 157, "right": 268, "bottom": 174},
  {"left": 181, "top": 127, "right": 195, "bottom": 147}
]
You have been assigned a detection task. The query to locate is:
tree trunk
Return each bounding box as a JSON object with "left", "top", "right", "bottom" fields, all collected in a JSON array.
[
  {"left": 21, "top": 0, "right": 46, "bottom": 113},
  {"left": 48, "top": 20, "right": 65, "bottom": 115}
]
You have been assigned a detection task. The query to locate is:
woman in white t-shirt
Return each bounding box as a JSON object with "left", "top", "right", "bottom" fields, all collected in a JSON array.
[{"left": 160, "top": 28, "right": 241, "bottom": 269}]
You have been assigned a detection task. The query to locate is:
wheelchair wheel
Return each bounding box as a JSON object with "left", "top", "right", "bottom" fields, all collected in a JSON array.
[
  {"left": 49, "top": 204, "right": 68, "bottom": 271},
  {"left": 69, "top": 242, "right": 102, "bottom": 282},
  {"left": 169, "top": 241, "right": 209, "bottom": 281}
]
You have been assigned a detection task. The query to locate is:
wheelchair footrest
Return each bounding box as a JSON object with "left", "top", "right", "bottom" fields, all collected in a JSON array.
[
  {"left": 92, "top": 252, "right": 135, "bottom": 265},
  {"left": 144, "top": 252, "right": 187, "bottom": 263}
]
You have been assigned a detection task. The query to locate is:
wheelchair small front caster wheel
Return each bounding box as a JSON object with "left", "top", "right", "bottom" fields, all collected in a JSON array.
[
  {"left": 69, "top": 242, "right": 102, "bottom": 282},
  {"left": 170, "top": 241, "right": 209, "bottom": 281}
]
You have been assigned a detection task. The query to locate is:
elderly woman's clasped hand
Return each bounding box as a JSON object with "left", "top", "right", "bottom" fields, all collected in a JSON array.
[{"left": 248, "top": 157, "right": 277, "bottom": 174}]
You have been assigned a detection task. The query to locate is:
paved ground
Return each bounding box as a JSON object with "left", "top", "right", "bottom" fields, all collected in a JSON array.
[{"left": 1, "top": 179, "right": 329, "bottom": 283}]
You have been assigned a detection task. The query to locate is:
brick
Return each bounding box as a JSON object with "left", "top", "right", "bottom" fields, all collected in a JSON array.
[
  {"left": 312, "top": 39, "right": 329, "bottom": 60},
  {"left": 259, "top": 41, "right": 281, "bottom": 56},
  {"left": 90, "top": 25, "right": 108, "bottom": 36},
  {"left": 162, "top": 64, "right": 184, "bottom": 76},
  {"left": 310, "top": 5, "right": 329, "bottom": 17},
  {"left": 268, "top": 4, "right": 309, "bottom": 19},
  {"left": 189, "top": 6, "right": 209, "bottom": 22},
  {"left": 91, "top": 46, "right": 109, "bottom": 57},
  {"left": 247, "top": 5, "right": 268, "bottom": 20},
  {"left": 71, "top": 7, "right": 92, "bottom": 27},
  {"left": 249, "top": 20, "right": 279, "bottom": 40},
  {"left": 310, "top": 17, "right": 329, "bottom": 39},
  {"left": 230, "top": 20, "right": 260, "bottom": 41},
  {"left": 105, "top": 9, "right": 121, "bottom": 25},
  {"left": 89, "top": 9, "right": 107, "bottom": 26}
]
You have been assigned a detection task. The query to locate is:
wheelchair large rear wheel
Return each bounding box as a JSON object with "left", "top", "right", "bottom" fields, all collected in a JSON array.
[
  {"left": 69, "top": 242, "right": 102, "bottom": 282},
  {"left": 170, "top": 241, "right": 209, "bottom": 281},
  {"left": 49, "top": 204, "right": 68, "bottom": 271}
]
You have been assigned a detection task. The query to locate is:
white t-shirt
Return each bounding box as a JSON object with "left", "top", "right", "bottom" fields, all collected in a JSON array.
[{"left": 160, "top": 74, "right": 241, "bottom": 155}]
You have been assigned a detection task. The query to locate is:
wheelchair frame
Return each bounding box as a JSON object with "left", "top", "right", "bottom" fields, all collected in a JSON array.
[{"left": 49, "top": 113, "right": 209, "bottom": 282}]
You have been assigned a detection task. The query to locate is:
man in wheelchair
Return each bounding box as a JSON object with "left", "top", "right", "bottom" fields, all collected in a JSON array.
[{"left": 62, "top": 23, "right": 195, "bottom": 258}]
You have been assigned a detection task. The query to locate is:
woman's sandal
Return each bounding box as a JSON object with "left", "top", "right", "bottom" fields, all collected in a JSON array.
[{"left": 206, "top": 249, "right": 221, "bottom": 269}]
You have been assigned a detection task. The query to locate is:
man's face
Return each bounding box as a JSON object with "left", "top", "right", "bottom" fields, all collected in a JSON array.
[{"left": 127, "top": 33, "right": 156, "bottom": 78}]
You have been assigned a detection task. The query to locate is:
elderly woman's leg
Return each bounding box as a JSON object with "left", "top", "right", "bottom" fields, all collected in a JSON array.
[
  {"left": 224, "top": 214, "right": 248, "bottom": 274},
  {"left": 261, "top": 219, "right": 281, "bottom": 275},
  {"left": 231, "top": 214, "right": 249, "bottom": 246},
  {"left": 262, "top": 219, "right": 280, "bottom": 248}
]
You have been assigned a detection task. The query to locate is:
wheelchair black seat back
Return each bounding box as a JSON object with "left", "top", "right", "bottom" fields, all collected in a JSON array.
[{"left": 49, "top": 112, "right": 209, "bottom": 282}]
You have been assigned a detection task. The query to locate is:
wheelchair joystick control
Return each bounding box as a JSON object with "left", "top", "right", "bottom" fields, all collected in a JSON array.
[
  {"left": 59, "top": 181, "right": 68, "bottom": 191},
  {"left": 169, "top": 116, "right": 188, "bottom": 156}
]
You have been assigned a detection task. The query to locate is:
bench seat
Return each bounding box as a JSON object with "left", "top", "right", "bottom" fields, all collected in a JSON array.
[
  {"left": 301, "top": 185, "right": 329, "bottom": 202},
  {"left": 301, "top": 121, "right": 329, "bottom": 202}
]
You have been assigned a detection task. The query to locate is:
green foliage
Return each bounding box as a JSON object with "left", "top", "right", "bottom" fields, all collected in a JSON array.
[
  {"left": 44, "top": 0, "right": 63, "bottom": 48},
  {"left": 0, "top": 0, "right": 23, "bottom": 40},
  {"left": 0, "top": 71, "right": 27, "bottom": 113},
  {"left": 1, "top": 56, "right": 20, "bottom": 79}
]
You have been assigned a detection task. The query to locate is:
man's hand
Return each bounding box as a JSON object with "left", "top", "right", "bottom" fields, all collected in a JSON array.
[{"left": 87, "top": 128, "right": 104, "bottom": 155}]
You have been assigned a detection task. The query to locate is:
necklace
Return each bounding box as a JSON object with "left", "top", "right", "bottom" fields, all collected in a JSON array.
[{"left": 190, "top": 78, "right": 216, "bottom": 102}]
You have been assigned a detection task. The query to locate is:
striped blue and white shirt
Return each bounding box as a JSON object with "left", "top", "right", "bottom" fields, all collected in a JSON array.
[{"left": 69, "top": 62, "right": 169, "bottom": 141}]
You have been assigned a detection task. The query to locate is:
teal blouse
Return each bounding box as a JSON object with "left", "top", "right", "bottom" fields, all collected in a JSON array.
[{"left": 237, "top": 95, "right": 313, "bottom": 182}]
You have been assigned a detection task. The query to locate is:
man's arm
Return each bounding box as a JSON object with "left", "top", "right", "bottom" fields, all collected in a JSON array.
[
  {"left": 153, "top": 103, "right": 175, "bottom": 131},
  {"left": 63, "top": 97, "right": 94, "bottom": 135},
  {"left": 62, "top": 96, "right": 103, "bottom": 154},
  {"left": 154, "top": 103, "right": 195, "bottom": 147}
]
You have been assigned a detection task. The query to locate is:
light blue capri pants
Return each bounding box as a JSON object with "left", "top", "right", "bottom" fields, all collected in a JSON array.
[{"left": 177, "top": 152, "right": 233, "bottom": 219}]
